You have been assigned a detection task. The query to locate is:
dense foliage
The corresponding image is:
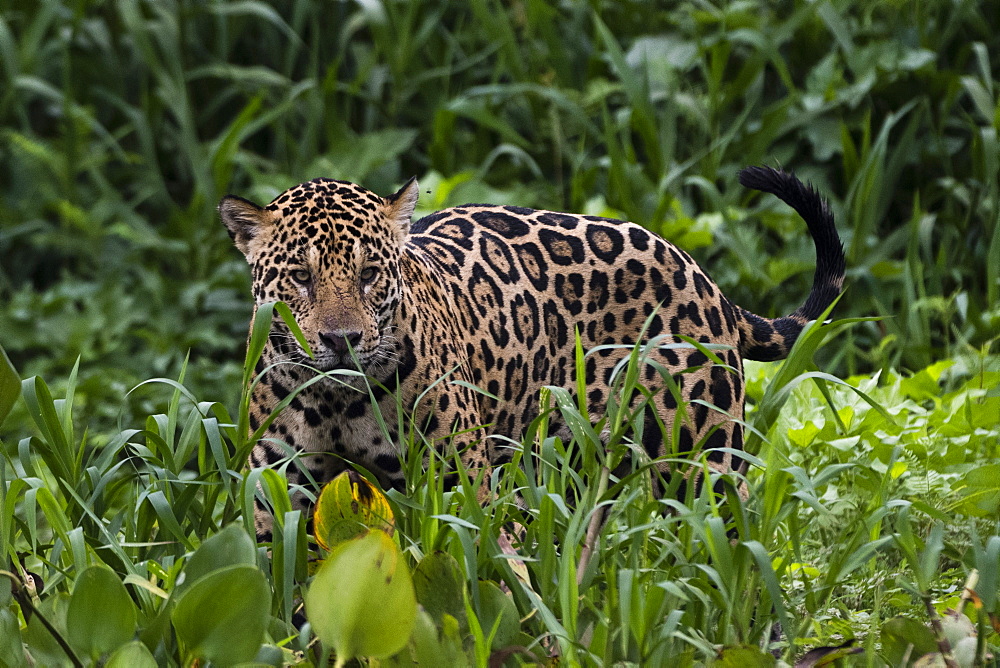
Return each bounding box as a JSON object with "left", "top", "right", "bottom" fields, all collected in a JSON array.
[
  {"left": 1, "top": 0, "right": 998, "bottom": 665},
  {"left": 1, "top": 313, "right": 999, "bottom": 665},
  {"left": 2, "top": 0, "right": 998, "bottom": 422}
]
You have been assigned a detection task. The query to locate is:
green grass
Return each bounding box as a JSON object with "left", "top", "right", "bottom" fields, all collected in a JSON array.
[
  {"left": 1, "top": 0, "right": 998, "bottom": 433},
  {"left": 1, "top": 315, "right": 999, "bottom": 665}
]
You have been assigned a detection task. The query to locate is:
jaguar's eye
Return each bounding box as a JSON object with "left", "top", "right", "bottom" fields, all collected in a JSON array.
[
  {"left": 291, "top": 269, "right": 311, "bottom": 284},
  {"left": 359, "top": 267, "right": 378, "bottom": 283}
]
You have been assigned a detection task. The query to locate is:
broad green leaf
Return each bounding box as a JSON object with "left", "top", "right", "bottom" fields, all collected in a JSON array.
[
  {"left": 409, "top": 610, "right": 465, "bottom": 667},
  {"left": 105, "top": 640, "right": 157, "bottom": 668},
  {"left": 898, "top": 359, "right": 954, "bottom": 401},
  {"left": 413, "top": 551, "right": 466, "bottom": 627},
  {"left": 476, "top": 580, "right": 519, "bottom": 651},
  {"left": 306, "top": 530, "right": 416, "bottom": 662},
  {"left": 66, "top": 565, "right": 137, "bottom": 659},
  {"left": 172, "top": 564, "right": 270, "bottom": 665},
  {"left": 0, "top": 607, "right": 27, "bottom": 668},
  {"left": 314, "top": 470, "right": 394, "bottom": 552},
  {"left": 956, "top": 464, "right": 1000, "bottom": 517},
  {"left": 880, "top": 617, "right": 937, "bottom": 666},
  {"left": 0, "top": 344, "right": 19, "bottom": 429},
  {"left": 710, "top": 644, "right": 775, "bottom": 666},
  {"left": 177, "top": 522, "right": 256, "bottom": 595},
  {"left": 23, "top": 592, "right": 74, "bottom": 667}
]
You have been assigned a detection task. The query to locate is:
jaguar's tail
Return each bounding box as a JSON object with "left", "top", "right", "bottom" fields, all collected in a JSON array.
[{"left": 734, "top": 166, "right": 846, "bottom": 362}]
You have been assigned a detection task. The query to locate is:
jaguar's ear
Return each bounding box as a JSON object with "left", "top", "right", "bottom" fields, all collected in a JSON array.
[
  {"left": 219, "top": 195, "right": 268, "bottom": 256},
  {"left": 386, "top": 177, "right": 418, "bottom": 243}
]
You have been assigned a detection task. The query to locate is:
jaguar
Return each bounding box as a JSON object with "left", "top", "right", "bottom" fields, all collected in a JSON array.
[{"left": 220, "top": 166, "right": 845, "bottom": 539}]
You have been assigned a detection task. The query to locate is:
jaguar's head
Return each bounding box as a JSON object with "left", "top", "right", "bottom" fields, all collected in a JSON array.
[{"left": 220, "top": 177, "right": 418, "bottom": 373}]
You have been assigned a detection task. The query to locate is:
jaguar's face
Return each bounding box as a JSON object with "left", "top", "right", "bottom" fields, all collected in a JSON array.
[{"left": 220, "top": 177, "right": 418, "bottom": 372}]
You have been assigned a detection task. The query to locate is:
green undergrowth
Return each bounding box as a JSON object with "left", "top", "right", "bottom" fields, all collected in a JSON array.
[
  {"left": 2, "top": 0, "right": 999, "bottom": 437},
  {"left": 2, "top": 1, "right": 998, "bottom": 664},
  {"left": 1, "top": 308, "right": 998, "bottom": 666}
]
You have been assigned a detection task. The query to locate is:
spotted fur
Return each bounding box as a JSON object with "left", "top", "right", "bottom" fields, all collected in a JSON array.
[{"left": 220, "top": 166, "right": 845, "bottom": 539}]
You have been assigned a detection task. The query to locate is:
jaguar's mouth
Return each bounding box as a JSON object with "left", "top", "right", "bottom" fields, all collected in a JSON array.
[
  {"left": 267, "top": 332, "right": 366, "bottom": 371},
  {"left": 266, "top": 331, "right": 401, "bottom": 378},
  {"left": 308, "top": 352, "right": 368, "bottom": 373}
]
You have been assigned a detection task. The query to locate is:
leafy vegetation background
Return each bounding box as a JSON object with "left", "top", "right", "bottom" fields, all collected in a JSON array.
[
  {"left": 2, "top": 0, "right": 997, "bottom": 422},
  {"left": 0, "top": 0, "right": 998, "bottom": 666}
]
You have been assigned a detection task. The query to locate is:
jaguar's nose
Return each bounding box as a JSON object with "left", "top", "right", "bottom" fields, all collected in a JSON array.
[{"left": 319, "top": 329, "right": 363, "bottom": 354}]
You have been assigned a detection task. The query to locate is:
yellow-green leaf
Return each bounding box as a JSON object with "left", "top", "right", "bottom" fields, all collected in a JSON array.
[
  {"left": 314, "top": 471, "right": 394, "bottom": 552},
  {"left": 306, "top": 530, "right": 416, "bottom": 662}
]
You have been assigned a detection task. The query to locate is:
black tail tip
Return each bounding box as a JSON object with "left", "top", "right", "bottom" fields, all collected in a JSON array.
[
  {"left": 738, "top": 165, "right": 794, "bottom": 193},
  {"left": 737, "top": 165, "right": 832, "bottom": 230}
]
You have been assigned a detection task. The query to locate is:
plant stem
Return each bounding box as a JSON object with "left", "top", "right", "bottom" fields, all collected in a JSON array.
[
  {"left": 923, "top": 593, "right": 959, "bottom": 668},
  {"left": 578, "top": 464, "right": 610, "bottom": 586},
  {"left": 2, "top": 571, "right": 84, "bottom": 668}
]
